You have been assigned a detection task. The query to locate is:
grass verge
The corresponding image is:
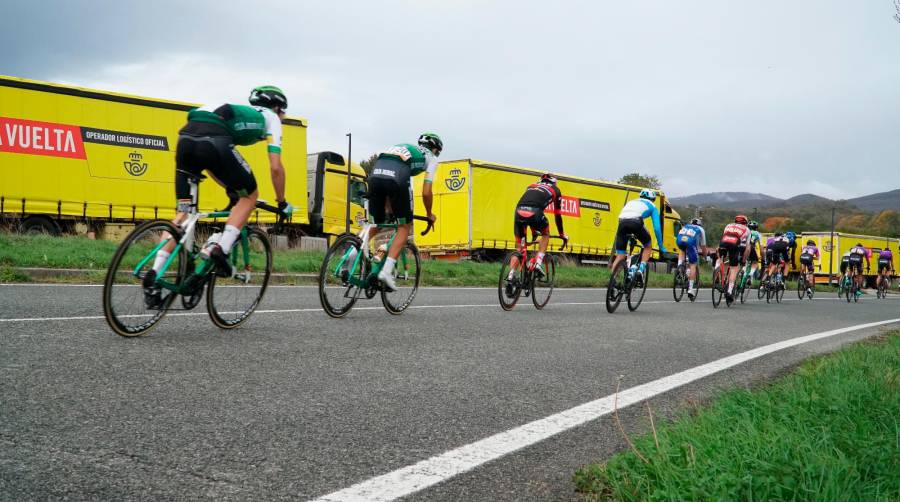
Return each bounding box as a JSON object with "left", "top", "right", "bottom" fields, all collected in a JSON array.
[{"left": 573, "top": 331, "right": 900, "bottom": 501}]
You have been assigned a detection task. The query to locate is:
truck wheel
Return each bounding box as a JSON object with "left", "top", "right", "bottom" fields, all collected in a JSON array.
[{"left": 20, "top": 216, "right": 61, "bottom": 236}]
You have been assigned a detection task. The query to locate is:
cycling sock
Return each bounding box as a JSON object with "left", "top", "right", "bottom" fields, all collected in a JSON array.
[
  {"left": 536, "top": 252, "right": 545, "bottom": 264},
  {"left": 689, "top": 279, "right": 694, "bottom": 290},
  {"left": 216, "top": 225, "right": 241, "bottom": 254},
  {"left": 507, "top": 270, "right": 515, "bottom": 280},
  {"left": 678, "top": 258, "right": 684, "bottom": 267},
  {"left": 728, "top": 283, "right": 734, "bottom": 294},
  {"left": 382, "top": 257, "right": 396, "bottom": 276},
  {"left": 639, "top": 262, "right": 647, "bottom": 274},
  {"left": 152, "top": 251, "right": 171, "bottom": 273}
]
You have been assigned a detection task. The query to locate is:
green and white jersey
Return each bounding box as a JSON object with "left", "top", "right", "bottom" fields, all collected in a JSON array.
[
  {"left": 750, "top": 230, "right": 761, "bottom": 245},
  {"left": 187, "top": 104, "right": 282, "bottom": 152},
  {"left": 379, "top": 143, "right": 438, "bottom": 182}
]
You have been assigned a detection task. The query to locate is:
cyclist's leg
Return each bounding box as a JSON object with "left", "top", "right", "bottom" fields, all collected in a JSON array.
[
  {"left": 633, "top": 224, "right": 652, "bottom": 272},
  {"left": 533, "top": 215, "right": 551, "bottom": 272},
  {"left": 610, "top": 220, "right": 631, "bottom": 272},
  {"left": 202, "top": 138, "right": 259, "bottom": 260}
]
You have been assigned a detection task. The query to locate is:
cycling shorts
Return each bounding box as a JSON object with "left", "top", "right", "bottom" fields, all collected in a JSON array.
[
  {"left": 847, "top": 254, "right": 864, "bottom": 273},
  {"left": 800, "top": 253, "right": 814, "bottom": 272},
  {"left": 878, "top": 259, "right": 891, "bottom": 274},
  {"left": 614, "top": 218, "right": 651, "bottom": 255},
  {"left": 367, "top": 176, "right": 413, "bottom": 225},
  {"left": 749, "top": 247, "right": 760, "bottom": 263},
  {"left": 720, "top": 242, "right": 744, "bottom": 267},
  {"left": 840, "top": 258, "right": 849, "bottom": 274},
  {"left": 677, "top": 240, "right": 700, "bottom": 264},
  {"left": 767, "top": 242, "right": 789, "bottom": 264},
  {"left": 175, "top": 130, "right": 257, "bottom": 204},
  {"left": 513, "top": 206, "right": 550, "bottom": 240}
]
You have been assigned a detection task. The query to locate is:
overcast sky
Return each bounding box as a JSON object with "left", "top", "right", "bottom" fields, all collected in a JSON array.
[{"left": 3, "top": 1, "right": 899, "bottom": 198}]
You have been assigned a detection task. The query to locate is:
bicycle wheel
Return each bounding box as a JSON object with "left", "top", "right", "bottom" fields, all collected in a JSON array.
[
  {"left": 690, "top": 271, "right": 701, "bottom": 302},
  {"left": 672, "top": 267, "right": 686, "bottom": 303},
  {"left": 775, "top": 280, "right": 785, "bottom": 303},
  {"left": 627, "top": 266, "right": 648, "bottom": 312},
  {"left": 846, "top": 279, "right": 854, "bottom": 303},
  {"left": 206, "top": 227, "right": 272, "bottom": 329},
  {"left": 852, "top": 280, "right": 860, "bottom": 303},
  {"left": 532, "top": 254, "right": 556, "bottom": 310},
  {"left": 606, "top": 260, "right": 626, "bottom": 313},
  {"left": 735, "top": 271, "right": 745, "bottom": 304},
  {"left": 797, "top": 276, "right": 805, "bottom": 300},
  {"left": 382, "top": 240, "right": 421, "bottom": 314},
  {"left": 499, "top": 252, "right": 524, "bottom": 311},
  {"left": 319, "top": 234, "right": 365, "bottom": 318},
  {"left": 103, "top": 220, "right": 186, "bottom": 337},
  {"left": 758, "top": 278, "right": 767, "bottom": 300},
  {"left": 711, "top": 269, "right": 724, "bottom": 308}
]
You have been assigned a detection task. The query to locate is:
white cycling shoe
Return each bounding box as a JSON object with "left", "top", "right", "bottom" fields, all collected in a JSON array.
[{"left": 378, "top": 269, "right": 397, "bottom": 292}]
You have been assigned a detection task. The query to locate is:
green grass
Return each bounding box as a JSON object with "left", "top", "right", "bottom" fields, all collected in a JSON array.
[{"left": 573, "top": 332, "right": 900, "bottom": 501}]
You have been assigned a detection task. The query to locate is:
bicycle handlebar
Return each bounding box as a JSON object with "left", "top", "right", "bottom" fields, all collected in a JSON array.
[
  {"left": 522, "top": 235, "right": 567, "bottom": 247},
  {"left": 412, "top": 215, "right": 435, "bottom": 236}
]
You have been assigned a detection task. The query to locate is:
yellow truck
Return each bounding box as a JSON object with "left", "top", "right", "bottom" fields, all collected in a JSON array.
[
  {"left": 413, "top": 159, "right": 681, "bottom": 261},
  {"left": 791, "top": 232, "right": 898, "bottom": 285},
  {"left": 0, "top": 75, "right": 365, "bottom": 240}
]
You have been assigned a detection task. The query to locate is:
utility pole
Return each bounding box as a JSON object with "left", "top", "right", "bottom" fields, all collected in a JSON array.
[
  {"left": 345, "top": 133, "right": 352, "bottom": 234},
  {"left": 828, "top": 207, "right": 835, "bottom": 286}
]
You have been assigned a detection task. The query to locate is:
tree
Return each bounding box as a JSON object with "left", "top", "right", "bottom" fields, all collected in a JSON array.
[
  {"left": 359, "top": 153, "right": 379, "bottom": 176},
  {"left": 894, "top": 0, "right": 900, "bottom": 23},
  {"left": 618, "top": 172, "right": 662, "bottom": 190}
]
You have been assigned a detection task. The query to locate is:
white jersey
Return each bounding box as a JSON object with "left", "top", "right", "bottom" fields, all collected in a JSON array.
[{"left": 254, "top": 106, "right": 283, "bottom": 154}]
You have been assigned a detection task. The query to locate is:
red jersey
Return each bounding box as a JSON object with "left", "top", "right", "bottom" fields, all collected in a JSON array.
[{"left": 721, "top": 223, "right": 750, "bottom": 247}]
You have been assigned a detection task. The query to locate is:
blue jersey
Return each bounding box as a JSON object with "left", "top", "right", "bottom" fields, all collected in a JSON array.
[
  {"left": 677, "top": 224, "right": 705, "bottom": 249},
  {"left": 619, "top": 198, "right": 665, "bottom": 252}
]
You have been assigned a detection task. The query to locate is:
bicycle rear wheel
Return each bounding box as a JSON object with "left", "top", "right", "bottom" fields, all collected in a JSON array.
[
  {"left": 606, "top": 260, "right": 626, "bottom": 313},
  {"left": 103, "top": 220, "right": 186, "bottom": 337},
  {"left": 531, "top": 255, "right": 556, "bottom": 310},
  {"left": 382, "top": 240, "right": 421, "bottom": 314},
  {"left": 672, "top": 267, "right": 686, "bottom": 302},
  {"left": 757, "top": 278, "right": 767, "bottom": 300},
  {"left": 711, "top": 269, "right": 724, "bottom": 308},
  {"left": 499, "top": 252, "right": 524, "bottom": 311},
  {"left": 735, "top": 271, "right": 745, "bottom": 304},
  {"left": 797, "top": 276, "right": 806, "bottom": 300},
  {"left": 319, "top": 234, "right": 365, "bottom": 318},
  {"left": 627, "top": 267, "right": 648, "bottom": 311},
  {"left": 775, "top": 280, "right": 785, "bottom": 303},
  {"left": 206, "top": 227, "right": 272, "bottom": 329}
]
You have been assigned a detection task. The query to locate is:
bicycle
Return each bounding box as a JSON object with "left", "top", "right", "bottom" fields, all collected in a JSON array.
[
  {"left": 672, "top": 260, "right": 703, "bottom": 303},
  {"left": 606, "top": 236, "right": 654, "bottom": 313},
  {"left": 318, "top": 215, "right": 434, "bottom": 318},
  {"left": 797, "top": 265, "right": 819, "bottom": 301},
  {"left": 842, "top": 266, "right": 867, "bottom": 303},
  {"left": 498, "top": 235, "right": 565, "bottom": 311},
  {"left": 876, "top": 271, "right": 892, "bottom": 299},
  {"left": 103, "top": 171, "right": 283, "bottom": 337},
  {"left": 734, "top": 260, "right": 753, "bottom": 304}
]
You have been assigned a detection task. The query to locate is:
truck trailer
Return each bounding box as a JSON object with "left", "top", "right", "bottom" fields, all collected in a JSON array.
[
  {"left": 412, "top": 159, "right": 681, "bottom": 261},
  {"left": 0, "top": 76, "right": 366, "bottom": 241}
]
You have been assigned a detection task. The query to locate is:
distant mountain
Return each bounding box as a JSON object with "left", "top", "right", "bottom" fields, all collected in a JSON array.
[
  {"left": 846, "top": 189, "right": 900, "bottom": 213},
  {"left": 777, "top": 194, "right": 834, "bottom": 206},
  {"left": 669, "top": 192, "right": 782, "bottom": 208}
]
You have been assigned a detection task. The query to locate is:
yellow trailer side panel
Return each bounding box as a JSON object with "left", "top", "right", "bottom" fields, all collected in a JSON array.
[
  {"left": 320, "top": 158, "right": 367, "bottom": 236},
  {"left": 0, "top": 76, "right": 308, "bottom": 224},
  {"left": 413, "top": 160, "right": 470, "bottom": 250}
]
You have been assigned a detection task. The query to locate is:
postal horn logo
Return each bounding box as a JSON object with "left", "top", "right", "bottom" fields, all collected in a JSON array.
[
  {"left": 444, "top": 168, "right": 466, "bottom": 192},
  {"left": 593, "top": 212, "right": 602, "bottom": 227},
  {"left": 124, "top": 151, "right": 149, "bottom": 176}
]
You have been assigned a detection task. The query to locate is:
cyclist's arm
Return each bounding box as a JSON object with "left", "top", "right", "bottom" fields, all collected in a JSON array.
[
  {"left": 648, "top": 203, "right": 664, "bottom": 251},
  {"left": 421, "top": 154, "right": 438, "bottom": 220},
  {"left": 263, "top": 111, "right": 286, "bottom": 202},
  {"left": 552, "top": 187, "right": 564, "bottom": 235},
  {"left": 268, "top": 152, "right": 286, "bottom": 203}
]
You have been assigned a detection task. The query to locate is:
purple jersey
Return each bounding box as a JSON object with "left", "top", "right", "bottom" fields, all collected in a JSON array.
[{"left": 880, "top": 249, "right": 893, "bottom": 260}]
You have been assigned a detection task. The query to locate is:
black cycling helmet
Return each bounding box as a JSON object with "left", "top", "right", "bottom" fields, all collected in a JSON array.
[
  {"left": 775, "top": 231, "right": 784, "bottom": 237},
  {"left": 249, "top": 85, "right": 288, "bottom": 110},
  {"left": 690, "top": 218, "right": 702, "bottom": 227},
  {"left": 807, "top": 240, "right": 815, "bottom": 246},
  {"left": 418, "top": 132, "right": 443, "bottom": 156},
  {"left": 539, "top": 172, "right": 558, "bottom": 185},
  {"left": 748, "top": 220, "right": 759, "bottom": 231}
]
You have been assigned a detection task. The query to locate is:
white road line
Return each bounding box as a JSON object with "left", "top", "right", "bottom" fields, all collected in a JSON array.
[{"left": 311, "top": 317, "right": 900, "bottom": 502}]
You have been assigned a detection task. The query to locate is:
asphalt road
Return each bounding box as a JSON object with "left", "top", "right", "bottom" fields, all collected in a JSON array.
[{"left": 1, "top": 283, "right": 898, "bottom": 501}]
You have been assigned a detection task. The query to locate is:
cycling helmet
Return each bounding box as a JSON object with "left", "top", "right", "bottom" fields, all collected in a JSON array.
[
  {"left": 775, "top": 231, "right": 784, "bottom": 237},
  {"left": 539, "top": 172, "right": 557, "bottom": 185},
  {"left": 690, "top": 218, "right": 702, "bottom": 227},
  {"left": 786, "top": 231, "right": 796, "bottom": 241},
  {"left": 249, "top": 85, "right": 288, "bottom": 110},
  {"left": 734, "top": 214, "right": 748, "bottom": 224},
  {"left": 418, "top": 132, "right": 443, "bottom": 156},
  {"left": 748, "top": 220, "right": 759, "bottom": 230},
  {"left": 639, "top": 189, "right": 657, "bottom": 201},
  {"left": 807, "top": 240, "right": 815, "bottom": 246}
]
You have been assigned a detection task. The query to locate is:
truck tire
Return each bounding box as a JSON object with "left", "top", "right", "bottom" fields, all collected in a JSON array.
[{"left": 20, "top": 215, "right": 61, "bottom": 236}]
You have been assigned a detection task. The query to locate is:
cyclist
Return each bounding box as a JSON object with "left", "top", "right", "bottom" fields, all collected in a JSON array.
[
  {"left": 505, "top": 173, "right": 568, "bottom": 292},
  {"left": 839, "top": 251, "right": 851, "bottom": 285},
  {"left": 609, "top": 189, "right": 667, "bottom": 285},
  {"left": 785, "top": 230, "right": 798, "bottom": 270},
  {"left": 718, "top": 215, "right": 751, "bottom": 304},
  {"left": 847, "top": 242, "right": 871, "bottom": 297},
  {"left": 765, "top": 232, "right": 791, "bottom": 289},
  {"left": 676, "top": 218, "right": 708, "bottom": 301},
  {"left": 877, "top": 246, "right": 894, "bottom": 291},
  {"left": 366, "top": 133, "right": 441, "bottom": 291},
  {"left": 746, "top": 220, "right": 763, "bottom": 287},
  {"left": 143, "top": 86, "right": 293, "bottom": 307},
  {"left": 799, "top": 239, "right": 820, "bottom": 297}
]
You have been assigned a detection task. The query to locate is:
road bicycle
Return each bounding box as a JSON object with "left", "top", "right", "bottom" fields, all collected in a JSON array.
[
  {"left": 498, "top": 235, "right": 565, "bottom": 311},
  {"left": 103, "top": 171, "right": 283, "bottom": 337},
  {"left": 797, "top": 264, "right": 819, "bottom": 301},
  {"left": 606, "top": 236, "right": 655, "bottom": 313},
  {"left": 840, "top": 266, "right": 867, "bottom": 303},
  {"left": 734, "top": 260, "right": 753, "bottom": 304},
  {"left": 672, "top": 259, "right": 703, "bottom": 303},
  {"left": 318, "top": 215, "right": 433, "bottom": 318},
  {"left": 766, "top": 267, "right": 786, "bottom": 304},
  {"left": 876, "top": 270, "right": 892, "bottom": 299}
]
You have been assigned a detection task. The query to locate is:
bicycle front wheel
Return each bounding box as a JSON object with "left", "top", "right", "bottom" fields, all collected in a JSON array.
[
  {"left": 757, "top": 279, "right": 767, "bottom": 300},
  {"left": 206, "top": 227, "right": 272, "bottom": 329},
  {"left": 672, "top": 268, "right": 686, "bottom": 303},
  {"left": 319, "top": 234, "right": 365, "bottom": 318},
  {"left": 499, "top": 252, "right": 524, "bottom": 311},
  {"left": 775, "top": 281, "right": 785, "bottom": 303},
  {"left": 797, "top": 277, "right": 805, "bottom": 300},
  {"left": 382, "top": 240, "right": 421, "bottom": 314},
  {"left": 103, "top": 220, "right": 186, "bottom": 337},
  {"left": 532, "top": 255, "right": 556, "bottom": 310},
  {"left": 606, "top": 261, "right": 626, "bottom": 313}
]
